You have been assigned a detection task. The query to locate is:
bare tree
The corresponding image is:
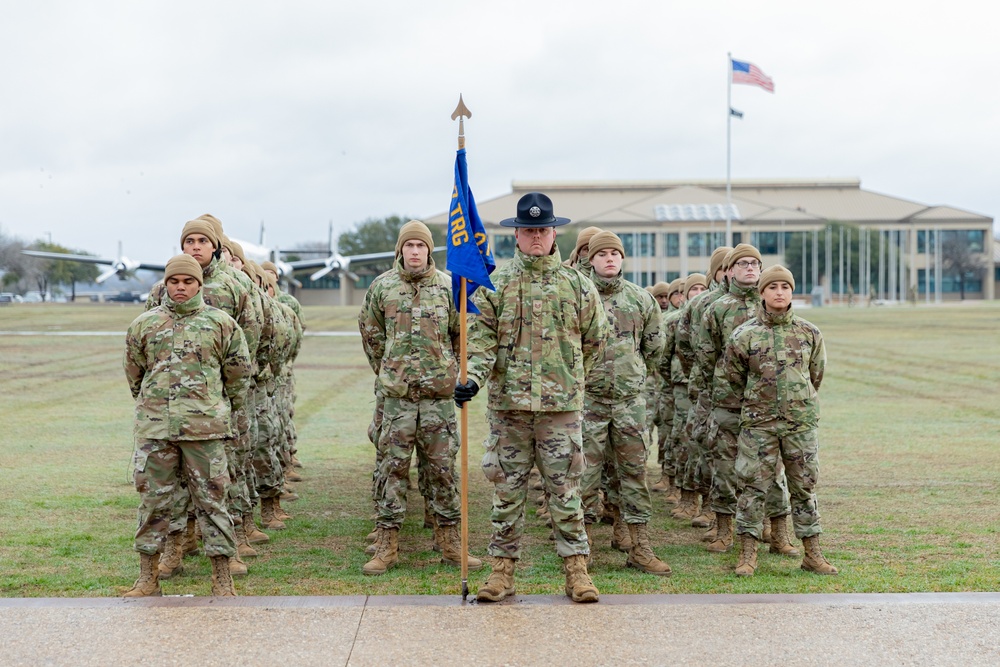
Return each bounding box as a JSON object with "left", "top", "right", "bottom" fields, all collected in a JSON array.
[{"left": 941, "top": 237, "right": 986, "bottom": 300}]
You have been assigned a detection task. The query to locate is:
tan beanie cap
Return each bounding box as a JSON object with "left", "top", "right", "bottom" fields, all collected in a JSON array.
[
  {"left": 725, "top": 243, "right": 763, "bottom": 270},
  {"left": 667, "top": 277, "right": 686, "bottom": 298},
  {"left": 261, "top": 261, "right": 279, "bottom": 276},
  {"left": 587, "top": 231, "right": 625, "bottom": 261},
  {"left": 220, "top": 235, "right": 234, "bottom": 254},
  {"left": 395, "top": 220, "right": 434, "bottom": 257},
  {"left": 180, "top": 219, "right": 219, "bottom": 250},
  {"left": 758, "top": 264, "right": 796, "bottom": 293},
  {"left": 264, "top": 271, "right": 277, "bottom": 292},
  {"left": 164, "top": 254, "right": 204, "bottom": 285},
  {"left": 650, "top": 281, "right": 671, "bottom": 297},
  {"left": 197, "top": 214, "right": 225, "bottom": 237},
  {"left": 709, "top": 246, "right": 734, "bottom": 279},
  {"left": 570, "top": 226, "right": 603, "bottom": 263},
  {"left": 684, "top": 272, "right": 709, "bottom": 296},
  {"left": 229, "top": 240, "right": 247, "bottom": 264}
]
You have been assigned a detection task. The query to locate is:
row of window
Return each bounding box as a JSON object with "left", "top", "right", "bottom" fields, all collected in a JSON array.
[{"left": 492, "top": 229, "right": 988, "bottom": 260}]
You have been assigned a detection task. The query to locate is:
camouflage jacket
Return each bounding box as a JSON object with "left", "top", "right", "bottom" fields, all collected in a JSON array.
[
  {"left": 276, "top": 291, "right": 304, "bottom": 329},
  {"left": 467, "top": 247, "right": 610, "bottom": 412},
  {"left": 675, "top": 281, "right": 727, "bottom": 396},
  {"left": 359, "top": 257, "right": 459, "bottom": 401},
  {"left": 715, "top": 303, "right": 826, "bottom": 433},
  {"left": 585, "top": 272, "right": 663, "bottom": 403},
  {"left": 147, "top": 258, "right": 260, "bottom": 364},
  {"left": 697, "top": 280, "right": 762, "bottom": 395},
  {"left": 657, "top": 306, "right": 688, "bottom": 389},
  {"left": 272, "top": 299, "right": 302, "bottom": 383},
  {"left": 255, "top": 287, "right": 277, "bottom": 385},
  {"left": 124, "top": 291, "right": 251, "bottom": 441}
]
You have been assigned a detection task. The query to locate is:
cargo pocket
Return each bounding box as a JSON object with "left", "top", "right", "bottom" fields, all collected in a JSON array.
[
  {"left": 481, "top": 433, "right": 506, "bottom": 484},
  {"left": 209, "top": 452, "right": 228, "bottom": 481},
  {"left": 567, "top": 429, "right": 585, "bottom": 482}
]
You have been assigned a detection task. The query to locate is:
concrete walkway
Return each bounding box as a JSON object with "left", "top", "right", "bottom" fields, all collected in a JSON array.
[{"left": 4, "top": 592, "right": 1000, "bottom": 666}]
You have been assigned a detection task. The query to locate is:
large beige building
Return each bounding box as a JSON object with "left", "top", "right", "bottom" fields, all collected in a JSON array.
[{"left": 300, "top": 178, "right": 996, "bottom": 305}]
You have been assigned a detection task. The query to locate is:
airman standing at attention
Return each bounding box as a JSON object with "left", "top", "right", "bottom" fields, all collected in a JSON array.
[
  {"left": 646, "top": 281, "right": 673, "bottom": 494},
  {"left": 717, "top": 265, "right": 838, "bottom": 577},
  {"left": 654, "top": 277, "right": 690, "bottom": 503},
  {"left": 358, "top": 220, "right": 481, "bottom": 575},
  {"left": 672, "top": 246, "right": 732, "bottom": 525},
  {"left": 457, "top": 193, "right": 610, "bottom": 604},
  {"left": 123, "top": 254, "right": 251, "bottom": 597},
  {"left": 578, "top": 232, "right": 670, "bottom": 575}
]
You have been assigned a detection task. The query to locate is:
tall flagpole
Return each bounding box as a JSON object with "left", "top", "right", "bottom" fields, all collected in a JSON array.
[
  {"left": 725, "top": 52, "right": 733, "bottom": 246},
  {"left": 451, "top": 95, "right": 472, "bottom": 601}
]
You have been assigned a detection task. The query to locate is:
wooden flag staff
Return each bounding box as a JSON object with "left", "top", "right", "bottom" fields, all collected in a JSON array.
[{"left": 451, "top": 94, "right": 472, "bottom": 600}]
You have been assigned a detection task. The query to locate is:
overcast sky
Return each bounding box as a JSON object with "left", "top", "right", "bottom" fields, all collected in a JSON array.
[{"left": 1, "top": 1, "right": 997, "bottom": 263}]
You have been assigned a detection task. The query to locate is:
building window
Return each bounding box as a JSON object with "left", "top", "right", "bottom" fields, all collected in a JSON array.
[
  {"left": 665, "top": 271, "right": 680, "bottom": 282},
  {"left": 732, "top": 232, "right": 742, "bottom": 245},
  {"left": 754, "top": 232, "right": 779, "bottom": 255},
  {"left": 493, "top": 234, "right": 516, "bottom": 259},
  {"left": 663, "top": 232, "right": 680, "bottom": 257},
  {"left": 917, "top": 268, "right": 984, "bottom": 293},
  {"left": 688, "top": 232, "right": 726, "bottom": 257},
  {"left": 920, "top": 229, "right": 986, "bottom": 254},
  {"left": 639, "top": 233, "right": 655, "bottom": 257}
]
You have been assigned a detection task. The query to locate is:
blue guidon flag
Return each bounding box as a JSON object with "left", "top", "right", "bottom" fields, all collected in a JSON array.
[{"left": 447, "top": 148, "right": 495, "bottom": 314}]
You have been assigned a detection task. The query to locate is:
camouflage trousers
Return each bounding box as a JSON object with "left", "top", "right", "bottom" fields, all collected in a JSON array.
[
  {"left": 484, "top": 410, "right": 588, "bottom": 560},
  {"left": 252, "top": 385, "right": 285, "bottom": 500},
  {"left": 707, "top": 408, "right": 790, "bottom": 517},
  {"left": 657, "top": 387, "right": 676, "bottom": 476},
  {"left": 374, "top": 396, "right": 460, "bottom": 529},
  {"left": 667, "top": 386, "right": 690, "bottom": 480},
  {"left": 679, "top": 391, "right": 713, "bottom": 494},
  {"left": 132, "top": 438, "right": 236, "bottom": 558},
  {"left": 276, "top": 375, "right": 297, "bottom": 466},
  {"left": 581, "top": 395, "right": 653, "bottom": 524},
  {"left": 227, "top": 402, "right": 253, "bottom": 516},
  {"left": 368, "top": 392, "right": 433, "bottom": 511},
  {"left": 736, "top": 428, "right": 823, "bottom": 540}
]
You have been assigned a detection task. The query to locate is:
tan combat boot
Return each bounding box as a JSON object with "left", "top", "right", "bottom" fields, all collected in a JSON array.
[
  {"left": 735, "top": 533, "right": 758, "bottom": 576},
  {"left": 260, "top": 497, "right": 286, "bottom": 531},
  {"left": 362, "top": 527, "right": 399, "bottom": 575},
  {"left": 280, "top": 487, "right": 300, "bottom": 501},
  {"left": 436, "top": 523, "right": 483, "bottom": 571},
  {"left": 664, "top": 478, "right": 682, "bottom": 505},
  {"left": 563, "top": 554, "right": 600, "bottom": 603},
  {"left": 801, "top": 536, "right": 838, "bottom": 575},
  {"left": 536, "top": 494, "right": 550, "bottom": 521},
  {"left": 610, "top": 506, "right": 633, "bottom": 553},
  {"left": 707, "top": 514, "right": 735, "bottom": 553},
  {"left": 157, "top": 531, "right": 184, "bottom": 579},
  {"left": 626, "top": 524, "right": 672, "bottom": 576},
  {"left": 229, "top": 554, "right": 248, "bottom": 577},
  {"left": 691, "top": 496, "right": 713, "bottom": 528},
  {"left": 234, "top": 521, "right": 258, "bottom": 559},
  {"left": 182, "top": 516, "right": 201, "bottom": 557},
  {"left": 670, "top": 490, "right": 698, "bottom": 520},
  {"left": 477, "top": 557, "right": 516, "bottom": 602},
  {"left": 210, "top": 555, "right": 237, "bottom": 596},
  {"left": 273, "top": 497, "right": 292, "bottom": 521},
  {"left": 124, "top": 553, "right": 162, "bottom": 597},
  {"left": 762, "top": 519, "right": 772, "bottom": 544},
  {"left": 244, "top": 512, "right": 270, "bottom": 544},
  {"left": 291, "top": 454, "right": 304, "bottom": 469},
  {"left": 285, "top": 468, "right": 303, "bottom": 483},
  {"left": 700, "top": 516, "right": 718, "bottom": 543},
  {"left": 650, "top": 475, "right": 669, "bottom": 492},
  {"left": 769, "top": 515, "right": 800, "bottom": 556}
]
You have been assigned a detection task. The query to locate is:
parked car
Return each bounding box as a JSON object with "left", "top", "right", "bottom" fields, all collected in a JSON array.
[
  {"left": 106, "top": 291, "right": 145, "bottom": 303},
  {"left": 0, "top": 292, "right": 24, "bottom": 304}
]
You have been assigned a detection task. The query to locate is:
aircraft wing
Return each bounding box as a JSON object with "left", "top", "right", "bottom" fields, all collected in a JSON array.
[
  {"left": 20, "top": 250, "right": 166, "bottom": 272},
  {"left": 283, "top": 248, "right": 443, "bottom": 272}
]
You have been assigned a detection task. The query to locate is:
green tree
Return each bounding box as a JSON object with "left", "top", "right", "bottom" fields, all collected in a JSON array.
[{"left": 27, "top": 242, "right": 101, "bottom": 301}]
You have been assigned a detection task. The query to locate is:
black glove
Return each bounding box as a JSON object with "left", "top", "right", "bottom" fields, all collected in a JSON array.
[{"left": 454, "top": 380, "right": 479, "bottom": 407}]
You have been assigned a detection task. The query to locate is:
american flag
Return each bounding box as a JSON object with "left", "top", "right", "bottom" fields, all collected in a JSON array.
[{"left": 731, "top": 58, "right": 774, "bottom": 93}]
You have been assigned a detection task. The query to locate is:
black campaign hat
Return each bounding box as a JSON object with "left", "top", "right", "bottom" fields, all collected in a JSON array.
[{"left": 499, "top": 192, "right": 572, "bottom": 228}]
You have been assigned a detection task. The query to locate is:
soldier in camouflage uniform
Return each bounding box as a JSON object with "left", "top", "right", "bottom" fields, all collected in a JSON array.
[
  {"left": 672, "top": 246, "right": 732, "bottom": 525},
  {"left": 646, "top": 281, "right": 673, "bottom": 494},
  {"left": 699, "top": 244, "right": 794, "bottom": 554},
  {"left": 358, "top": 220, "right": 481, "bottom": 575},
  {"left": 579, "top": 232, "right": 671, "bottom": 575},
  {"left": 655, "top": 277, "right": 691, "bottom": 503},
  {"left": 146, "top": 218, "right": 260, "bottom": 578},
  {"left": 123, "top": 254, "right": 250, "bottom": 597},
  {"left": 456, "top": 193, "right": 610, "bottom": 604},
  {"left": 717, "top": 265, "right": 838, "bottom": 576}
]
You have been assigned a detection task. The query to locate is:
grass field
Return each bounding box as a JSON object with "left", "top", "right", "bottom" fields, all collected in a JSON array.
[{"left": 1, "top": 301, "right": 998, "bottom": 597}]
